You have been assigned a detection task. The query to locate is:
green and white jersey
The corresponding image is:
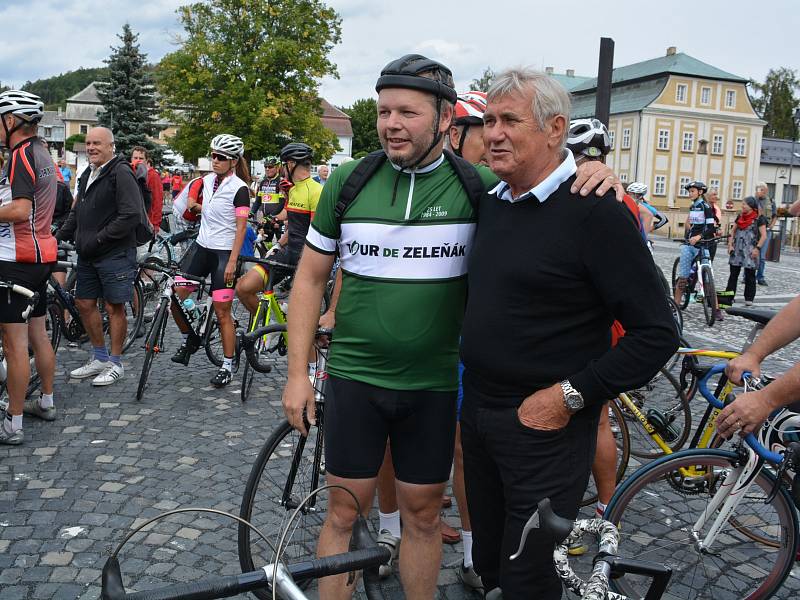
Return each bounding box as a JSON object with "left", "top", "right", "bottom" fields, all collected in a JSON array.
[{"left": 306, "top": 154, "right": 498, "bottom": 391}]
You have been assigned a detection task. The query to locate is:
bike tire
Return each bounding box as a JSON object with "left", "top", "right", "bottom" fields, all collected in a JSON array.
[
  {"left": 45, "top": 295, "right": 63, "bottom": 351},
  {"left": 671, "top": 257, "right": 690, "bottom": 310},
  {"left": 121, "top": 281, "right": 145, "bottom": 354},
  {"left": 136, "top": 299, "right": 168, "bottom": 402},
  {"left": 701, "top": 266, "right": 717, "bottom": 327},
  {"left": 621, "top": 367, "right": 691, "bottom": 459},
  {"left": 150, "top": 234, "right": 174, "bottom": 266},
  {"left": 238, "top": 415, "right": 325, "bottom": 598},
  {"left": 240, "top": 359, "right": 254, "bottom": 403},
  {"left": 246, "top": 323, "right": 287, "bottom": 374},
  {"left": 605, "top": 449, "right": 798, "bottom": 600},
  {"left": 204, "top": 298, "right": 248, "bottom": 368},
  {"left": 581, "top": 399, "right": 630, "bottom": 507}
]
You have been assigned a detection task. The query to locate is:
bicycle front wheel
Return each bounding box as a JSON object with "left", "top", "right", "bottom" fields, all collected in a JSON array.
[
  {"left": 622, "top": 368, "right": 691, "bottom": 459},
  {"left": 701, "top": 266, "right": 717, "bottom": 327},
  {"left": 45, "top": 295, "right": 63, "bottom": 350},
  {"left": 605, "top": 449, "right": 799, "bottom": 600},
  {"left": 238, "top": 416, "right": 325, "bottom": 598},
  {"left": 136, "top": 298, "right": 167, "bottom": 402}
]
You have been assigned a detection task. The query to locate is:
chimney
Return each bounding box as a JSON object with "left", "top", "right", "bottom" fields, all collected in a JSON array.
[
  {"left": 566, "top": 69, "right": 575, "bottom": 78},
  {"left": 666, "top": 46, "right": 677, "bottom": 56},
  {"left": 545, "top": 66, "right": 554, "bottom": 75}
]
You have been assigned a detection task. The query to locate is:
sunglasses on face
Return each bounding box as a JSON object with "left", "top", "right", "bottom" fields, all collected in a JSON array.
[{"left": 211, "top": 153, "right": 234, "bottom": 162}]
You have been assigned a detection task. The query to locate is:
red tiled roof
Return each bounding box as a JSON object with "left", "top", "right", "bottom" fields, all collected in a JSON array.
[{"left": 320, "top": 98, "right": 352, "bottom": 137}]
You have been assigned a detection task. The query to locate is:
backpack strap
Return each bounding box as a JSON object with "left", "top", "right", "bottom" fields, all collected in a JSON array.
[
  {"left": 442, "top": 148, "right": 483, "bottom": 217},
  {"left": 334, "top": 150, "right": 387, "bottom": 233}
]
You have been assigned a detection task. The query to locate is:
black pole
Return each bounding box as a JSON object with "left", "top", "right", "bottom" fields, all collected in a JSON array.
[{"left": 595, "top": 37, "right": 615, "bottom": 125}]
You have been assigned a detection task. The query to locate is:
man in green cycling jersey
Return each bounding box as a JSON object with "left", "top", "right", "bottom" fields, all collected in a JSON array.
[{"left": 282, "top": 54, "right": 619, "bottom": 600}]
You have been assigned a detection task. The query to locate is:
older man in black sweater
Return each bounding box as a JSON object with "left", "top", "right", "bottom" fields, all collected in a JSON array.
[{"left": 459, "top": 69, "right": 678, "bottom": 598}]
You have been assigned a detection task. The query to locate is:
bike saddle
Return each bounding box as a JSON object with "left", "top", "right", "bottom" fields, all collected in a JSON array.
[{"left": 725, "top": 306, "right": 776, "bottom": 326}]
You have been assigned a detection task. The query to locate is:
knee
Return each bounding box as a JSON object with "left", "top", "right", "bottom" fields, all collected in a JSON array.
[
  {"left": 326, "top": 503, "right": 360, "bottom": 535},
  {"left": 400, "top": 503, "right": 441, "bottom": 537},
  {"left": 75, "top": 298, "right": 96, "bottom": 313}
]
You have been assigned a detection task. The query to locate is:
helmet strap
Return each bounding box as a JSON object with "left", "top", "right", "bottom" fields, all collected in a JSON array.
[
  {"left": 454, "top": 124, "right": 470, "bottom": 158},
  {"left": 407, "top": 97, "right": 445, "bottom": 171}
]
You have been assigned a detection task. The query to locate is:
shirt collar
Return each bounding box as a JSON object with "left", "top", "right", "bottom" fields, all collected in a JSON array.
[
  {"left": 389, "top": 153, "right": 445, "bottom": 174},
  {"left": 490, "top": 150, "right": 576, "bottom": 203}
]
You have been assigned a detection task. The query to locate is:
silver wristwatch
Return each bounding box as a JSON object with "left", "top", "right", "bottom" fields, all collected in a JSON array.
[{"left": 560, "top": 380, "right": 584, "bottom": 413}]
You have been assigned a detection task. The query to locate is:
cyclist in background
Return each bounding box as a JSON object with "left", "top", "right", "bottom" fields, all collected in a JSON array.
[
  {"left": 251, "top": 156, "right": 286, "bottom": 244},
  {"left": 673, "top": 180, "right": 716, "bottom": 305},
  {"left": 0, "top": 90, "right": 58, "bottom": 444},
  {"left": 448, "top": 90, "right": 487, "bottom": 165},
  {"left": 627, "top": 181, "right": 668, "bottom": 237},
  {"left": 170, "top": 134, "right": 250, "bottom": 387}
]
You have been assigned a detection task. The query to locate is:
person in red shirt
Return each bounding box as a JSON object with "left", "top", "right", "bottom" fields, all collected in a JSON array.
[
  {"left": 170, "top": 171, "right": 184, "bottom": 198},
  {"left": 131, "top": 146, "right": 164, "bottom": 233}
]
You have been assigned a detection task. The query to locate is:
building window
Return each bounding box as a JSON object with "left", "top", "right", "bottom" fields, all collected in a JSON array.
[
  {"left": 621, "top": 128, "right": 631, "bottom": 149},
  {"left": 725, "top": 89, "right": 736, "bottom": 108},
  {"left": 735, "top": 136, "right": 746, "bottom": 156},
  {"left": 709, "top": 179, "right": 721, "bottom": 195},
  {"left": 732, "top": 180, "right": 743, "bottom": 199},
  {"left": 682, "top": 132, "right": 694, "bottom": 152},
  {"left": 657, "top": 129, "right": 670, "bottom": 150},
  {"left": 654, "top": 175, "right": 666, "bottom": 196},
  {"left": 711, "top": 134, "right": 724, "bottom": 154},
  {"left": 609, "top": 130, "right": 615, "bottom": 149},
  {"left": 619, "top": 173, "right": 628, "bottom": 183},
  {"left": 80, "top": 124, "right": 88, "bottom": 134},
  {"left": 676, "top": 83, "right": 688, "bottom": 103},
  {"left": 678, "top": 177, "right": 691, "bottom": 197},
  {"left": 701, "top": 87, "right": 711, "bottom": 105}
]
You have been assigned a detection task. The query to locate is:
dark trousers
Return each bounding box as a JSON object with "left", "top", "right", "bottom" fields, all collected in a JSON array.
[
  {"left": 726, "top": 265, "right": 756, "bottom": 302},
  {"left": 460, "top": 375, "right": 599, "bottom": 598}
]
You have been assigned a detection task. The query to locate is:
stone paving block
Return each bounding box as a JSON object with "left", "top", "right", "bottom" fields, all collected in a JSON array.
[
  {"left": 40, "top": 488, "right": 66, "bottom": 499},
  {"left": 98, "top": 482, "right": 125, "bottom": 493},
  {"left": 41, "top": 551, "right": 73, "bottom": 566}
]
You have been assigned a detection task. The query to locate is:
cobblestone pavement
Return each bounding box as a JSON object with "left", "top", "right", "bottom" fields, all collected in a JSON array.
[{"left": 1, "top": 241, "right": 798, "bottom": 600}]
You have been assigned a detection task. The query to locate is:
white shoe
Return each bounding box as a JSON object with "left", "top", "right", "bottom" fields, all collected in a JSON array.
[
  {"left": 71, "top": 359, "right": 111, "bottom": 379},
  {"left": 376, "top": 529, "right": 400, "bottom": 579},
  {"left": 745, "top": 300, "right": 754, "bottom": 307},
  {"left": 92, "top": 363, "right": 124, "bottom": 386}
]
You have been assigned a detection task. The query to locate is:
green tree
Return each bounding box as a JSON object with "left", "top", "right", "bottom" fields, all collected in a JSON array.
[
  {"left": 96, "top": 24, "right": 162, "bottom": 162},
  {"left": 750, "top": 68, "right": 800, "bottom": 139},
  {"left": 157, "top": 0, "right": 342, "bottom": 163},
  {"left": 470, "top": 67, "right": 495, "bottom": 92},
  {"left": 341, "top": 98, "right": 380, "bottom": 155},
  {"left": 23, "top": 67, "right": 109, "bottom": 109},
  {"left": 65, "top": 133, "right": 85, "bottom": 152}
]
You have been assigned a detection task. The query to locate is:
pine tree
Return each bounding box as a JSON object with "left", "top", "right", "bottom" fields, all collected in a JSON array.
[
  {"left": 750, "top": 68, "right": 800, "bottom": 140},
  {"left": 97, "top": 24, "right": 162, "bottom": 162}
]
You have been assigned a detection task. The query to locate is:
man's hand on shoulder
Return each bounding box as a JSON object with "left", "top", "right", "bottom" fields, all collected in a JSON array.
[
  {"left": 572, "top": 161, "right": 624, "bottom": 201},
  {"left": 517, "top": 383, "right": 571, "bottom": 431}
]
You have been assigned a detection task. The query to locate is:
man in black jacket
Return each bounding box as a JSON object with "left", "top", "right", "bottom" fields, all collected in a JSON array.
[
  {"left": 459, "top": 69, "right": 678, "bottom": 598},
  {"left": 58, "top": 127, "right": 140, "bottom": 386}
]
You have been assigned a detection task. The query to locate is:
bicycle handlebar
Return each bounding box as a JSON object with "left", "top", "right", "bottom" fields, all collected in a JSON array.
[
  {"left": 0, "top": 280, "right": 38, "bottom": 320},
  {"left": 141, "top": 260, "right": 206, "bottom": 284},
  {"left": 698, "top": 363, "right": 784, "bottom": 464},
  {"left": 236, "top": 254, "right": 296, "bottom": 272}
]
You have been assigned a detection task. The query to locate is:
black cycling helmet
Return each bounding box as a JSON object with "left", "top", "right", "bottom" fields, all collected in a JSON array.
[
  {"left": 685, "top": 180, "right": 708, "bottom": 193},
  {"left": 375, "top": 54, "right": 457, "bottom": 103},
  {"left": 280, "top": 142, "right": 313, "bottom": 163}
]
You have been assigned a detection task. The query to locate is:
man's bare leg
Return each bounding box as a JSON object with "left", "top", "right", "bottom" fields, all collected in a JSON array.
[
  {"left": 75, "top": 298, "right": 105, "bottom": 347},
  {"left": 235, "top": 268, "right": 264, "bottom": 315},
  {"left": 317, "top": 474, "right": 377, "bottom": 600},
  {"left": 396, "top": 479, "right": 446, "bottom": 599},
  {"left": 2, "top": 323, "right": 29, "bottom": 418},
  {"left": 377, "top": 444, "right": 398, "bottom": 514},
  {"left": 592, "top": 403, "right": 617, "bottom": 510},
  {"left": 28, "top": 316, "right": 55, "bottom": 396}
]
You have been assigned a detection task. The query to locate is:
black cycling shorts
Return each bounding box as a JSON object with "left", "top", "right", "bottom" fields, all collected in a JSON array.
[
  {"left": 0, "top": 261, "right": 51, "bottom": 323},
  {"left": 180, "top": 242, "right": 233, "bottom": 300},
  {"left": 324, "top": 375, "right": 457, "bottom": 484}
]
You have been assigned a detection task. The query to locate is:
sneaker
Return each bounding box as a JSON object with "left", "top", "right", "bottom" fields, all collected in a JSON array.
[
  {"left": 92, "top": 363, "right": 124, "bottom": 386},
  {"left": 210, "top": 367, "right": 232, "bottom": 387},
  {"left": 567, "top": 534, "right": 589, "bottom": 556},
  {"left": 757, "top": 279, "right": 768, "bottom": 286},
  {"left": 376, "top": 529, "right": 400, "bottom": 579},
  {"left": 23, "top": 397, "right": 56, "bottom": 421},
  {"left": 459, "top": 563, "right": 483, "bottom": 592},
  {"left": 745, "top": 300, "right": 754, "bottom": 307},
  {"left": 0, "top": 414, "right": 23, "bottom": 446},
  {"left": 70, "top": 359, "right": 111, "bottom": 379},
  {"left": 171, "top": 344, "right": 192, "bottom": 365}
]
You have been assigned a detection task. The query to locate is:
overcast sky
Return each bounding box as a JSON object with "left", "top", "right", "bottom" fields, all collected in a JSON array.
[{"left": 2, "top": 0, "right": 798, "bottom": 108}]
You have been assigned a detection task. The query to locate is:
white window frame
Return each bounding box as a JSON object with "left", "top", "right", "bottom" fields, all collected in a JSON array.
[
  {"left": 725, "top": 89, "right": 736, "bottom": 108},
  {"left": 711, "top": 134, "right": 724, "bottom": 155},
  {"left": 657, "top": 129, "right": 670, "bottom": 150},
  {"left": 678, "top": 176, "right": 691, "bottom": 197},
  {"left": 621, "top": 128, "right": 631, "bottom": 149},
  {"left": 654, "top": 175, "right": 666, "bottom": 196},
  {"left": 609, "top": 130, "right": 615, "bottom": 150},
  {"left": 732, "top": 180, "right": 743, "bottom": 199},
  {"left": 79, "top": 124, "right": 88, "bottom": 135},
  {"left": 709, "top": 179, "right": 721, "bottom": 197},
  {"left": 700, "top": 87, "right": 711, "bottom": 106},
  {"left": 676, "top": 83, "right": 688, "bottom": 103},
  {"left": 735, "top": 136, "right": 746, "bottom": 157},
  {"left": 619, "top": 173, "right": 628, "bottom": 183},
  {"left": 682, "top": 131, "right": 694, "bottom": 152}
]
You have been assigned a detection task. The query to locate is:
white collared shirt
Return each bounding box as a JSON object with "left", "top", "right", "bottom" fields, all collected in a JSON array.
[
  {"left": 86, "top": 159, "right": 112, "bottom": 190},
  {"left": 489, "top": 150, "right": 577, "bottom": 203}
]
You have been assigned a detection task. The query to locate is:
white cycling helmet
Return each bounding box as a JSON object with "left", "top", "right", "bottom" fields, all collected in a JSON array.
[
  {"left": 567, "top": 118, "right": 611, "bottom": 158},
  {"left": 210, "top": 133, "right": 244, "bottom": 158},
  {"left": 0, "top": 90, "right": 44, "bottom": 122},
  {"left": 627, "top": 182, "right": 648, "bottom": 196}
]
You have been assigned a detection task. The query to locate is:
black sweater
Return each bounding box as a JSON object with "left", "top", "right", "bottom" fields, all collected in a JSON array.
[
  {"left": 460, "top": 177, "right": 678, "bottom": 409},
  {"left": 58, "top": 155, "right": 140, "bottom": 260}
]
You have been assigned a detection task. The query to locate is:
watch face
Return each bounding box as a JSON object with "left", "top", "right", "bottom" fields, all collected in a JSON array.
[{"left": 566, "top": 392, "right": 584, "bottom": 411}]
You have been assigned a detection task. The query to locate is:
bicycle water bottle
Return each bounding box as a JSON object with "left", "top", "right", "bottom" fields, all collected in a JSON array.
[{"left": 182, "top": 298, "right": 199, "bottom": 323}]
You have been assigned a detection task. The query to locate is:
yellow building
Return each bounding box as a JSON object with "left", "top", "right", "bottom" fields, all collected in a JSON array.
[{"left": 569, "top": 47, "right": 765, "bottom": 237}]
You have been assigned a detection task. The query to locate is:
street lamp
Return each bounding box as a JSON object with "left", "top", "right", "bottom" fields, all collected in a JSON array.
[{"left": 782, "top": 107, "right": 800, "bottom": 247}]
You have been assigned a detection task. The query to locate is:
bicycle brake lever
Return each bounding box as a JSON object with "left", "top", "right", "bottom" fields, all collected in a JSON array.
[{"left": 509, "top": 509, "right": 540, "bottom": 561}]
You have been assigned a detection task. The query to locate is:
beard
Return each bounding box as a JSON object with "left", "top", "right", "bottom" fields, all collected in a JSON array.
[{"left": 380, "top": 127, "right": 437, "bottom": 169}]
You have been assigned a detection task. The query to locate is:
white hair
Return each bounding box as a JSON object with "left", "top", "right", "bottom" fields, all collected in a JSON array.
[
  {"left": 756, "top": 181, "right": 768, "bottom": 190},
  {"left": 488, "top": 67, "right": 572, "bottom": 147}
]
